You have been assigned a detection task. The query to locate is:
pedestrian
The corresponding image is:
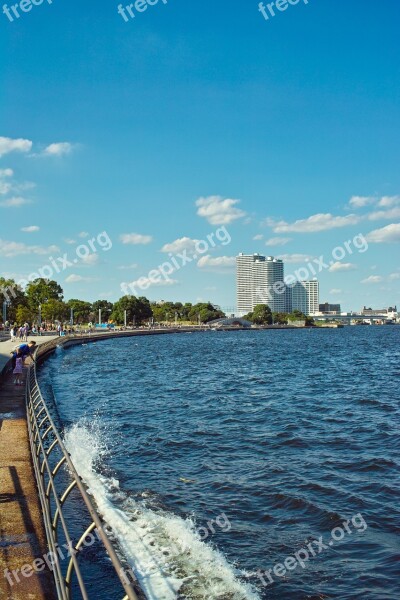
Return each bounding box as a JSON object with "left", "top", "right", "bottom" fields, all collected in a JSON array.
[
  {"left": 13, "top": 350, "right": 24, "bottom": 386},
  {"left": 11, "top": 340, "right": 37, "bottom": 367},
  {"left": 18, "top": 326, "right": 24, "bottom": 340},
  {"left": 10, "top": 326, "right": 16, "bottom": 342}
]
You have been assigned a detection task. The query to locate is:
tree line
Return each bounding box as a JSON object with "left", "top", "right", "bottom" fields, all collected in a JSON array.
[{"left": 0, "top": 277, "right": 226, "bottom": 326}]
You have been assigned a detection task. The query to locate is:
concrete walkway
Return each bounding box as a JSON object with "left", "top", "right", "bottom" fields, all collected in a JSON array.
[{"left": 0, "top": 337, "right": 57, "bottom": 599}]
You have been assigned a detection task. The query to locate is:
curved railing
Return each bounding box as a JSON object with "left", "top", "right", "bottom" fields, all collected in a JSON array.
[{"left": 26, "top": 345, "right": 141, "bottom": 600}]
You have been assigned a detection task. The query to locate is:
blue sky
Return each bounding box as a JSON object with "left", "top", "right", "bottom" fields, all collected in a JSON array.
[{"left": 1, "top": 0, "right": 399, "bottom": 311}]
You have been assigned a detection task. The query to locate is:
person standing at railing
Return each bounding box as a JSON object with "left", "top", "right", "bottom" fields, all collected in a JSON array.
[
  {"left": 13, "top": 350, "right": 23, "bottom": 386},
  {"left": 11, "top": 340, "right": 37, "bottom": 368}
]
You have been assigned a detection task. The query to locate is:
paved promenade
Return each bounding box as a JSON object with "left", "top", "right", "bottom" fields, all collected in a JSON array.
[{"left": 0, "top": 336, "right": 57, "bottom": 599}]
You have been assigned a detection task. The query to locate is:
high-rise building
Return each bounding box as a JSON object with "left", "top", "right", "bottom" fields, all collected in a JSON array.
[
  {"left": 289, "top": 279, "right": 320, "bottom": 315},
  {"left": 236, "top": 254, "right": 285, "bottom": 314}
]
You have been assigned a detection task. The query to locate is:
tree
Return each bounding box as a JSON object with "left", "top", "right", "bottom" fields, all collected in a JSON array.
[
  {"left": 41, "top": 300, "right": 69, "bottom": 323},
  {"left": 250, "top": 304, "right": 273, "bottom": 325},
  {"left": 67, "top": 299, "right": 93, "bottom": 324},
  {"left": 15, "top": 305, "right": 34, "bottom": 325},
  {"left": 188, "top": 302, "right": 225, "bottom": 324},
  {"left": 0, "top": 278, "right": 27, "bottom": 323},
  {"left": 288, "top": 310, "right": 314, "bottom": 326},
  {"left": 273, "top": 312, "right": 289, "bottom": 325},
  {"left": 111, "top": 296, "right": 153, "bottom": 325},
  {"left": 26, "top": 279, "right": 64, "bottom": 311}
]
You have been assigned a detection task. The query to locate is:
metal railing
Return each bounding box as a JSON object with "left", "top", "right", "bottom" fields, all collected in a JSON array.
[{"left": 26, "top": 347, "right": 141, "bottom": 600}]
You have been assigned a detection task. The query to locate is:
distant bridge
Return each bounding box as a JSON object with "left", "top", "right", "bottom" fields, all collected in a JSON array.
[{"left": 313, "top": 314, "right": 394, "bottom": 323}]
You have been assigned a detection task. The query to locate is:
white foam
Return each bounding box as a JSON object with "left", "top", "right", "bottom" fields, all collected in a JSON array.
[{"left": 64, "top": 421, "right": 260, "bottom": 600}]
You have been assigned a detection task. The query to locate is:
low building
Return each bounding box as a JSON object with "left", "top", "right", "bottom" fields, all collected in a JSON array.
[{"left": 319, "top": 302, "right": 341, "bottom": 314}]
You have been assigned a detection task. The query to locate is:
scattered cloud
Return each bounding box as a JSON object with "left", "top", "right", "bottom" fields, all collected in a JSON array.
[
  {"left": 65, "top": 274, "right": 91, "bottom": 283},
  {"left": 277, "top": 253, "right": 313, "bottom": 264},
  {"left": 377, "top": 196, "right": 400, "bottom": 208},
  {"left": 161, "top": 237, "right": 199, "bottom": 254},
  {"left": 253, "top": 234, "right": 263, "bottom": 241},
  {"left": 80, "top": 254, "right": 99, "bottom": 266},
  {"left": 43, "top": 142, "right": 74, "bottom": 157},
  {"left": 117, "top": 263, "right": 139, "bottom": 270},
  {"left": 348, "top": 196, "right": 375, "bottom": 208},
  {"left": 267, "top": 213, "right": 360, "bottom": 233},
  {"left": 366, "top": 223, "right": 400, "bottom": 243},
  {"left": 78, "top": 231, "right": 89, "bottom": 238},
  {"left": 197, "top": 255, "right": 236, "bottom": 270},
  {"left": 128, "top": 277, "right": 178, "bottom": 289},
  {"left": 367, "top": 207, "right": 400, "bottom": 221},
  {"left": 196, "top": 195, "right": 246, "bottom": 225},
  {"left": 0, "top": 196, "right": 32, "bottom": 208},
  {"left": 361, "top": 275, "right": 383, "bottom": 284},
  {"left": 388, "top": 273, "right": 400, "bottom": 281},
  {"left": 329, "top": 289, "right": 342, "bottom": 295},
  {"left": 0, "top": 168, "right": 13, "bottom": 194},
  {"left": 329, "top": 262, "right": 357, "bottom": 272},
  {"left": 120, "top": 233, "right": 153, "bottom": 245},
  {"left": 0, "top": 239, "right": 59, "bottom": 258},
  {"left": 265, "top": 237, "right": 291, "bottom": 247},
  {"left": 21, "top": 225, "right": 40, "bottom": 232},
  {"left": 0, "top": 136, "right": 32, "bottom": 157},
  {"left": 64, "top": 238, "right": 77, "bottom": 245}
]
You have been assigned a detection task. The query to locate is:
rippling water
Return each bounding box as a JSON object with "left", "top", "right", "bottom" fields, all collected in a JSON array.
[{"left": 39, "top": 327, "right": 400, "bottom": 600}]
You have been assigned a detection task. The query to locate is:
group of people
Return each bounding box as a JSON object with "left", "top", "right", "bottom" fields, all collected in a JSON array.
[
  {"left": 10, "top": 324, "right": 30, "bottom": 342},
  {"left": 10, "top": 341, "right": 37, "bottom": 386}
]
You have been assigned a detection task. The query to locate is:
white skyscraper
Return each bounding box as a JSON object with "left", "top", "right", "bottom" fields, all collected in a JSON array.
[
  {"left": 289, "top": 279, "right": 320, "bottom": 316},
  {"left": 236, "top": 254, "right": 285, "bottom": 314}
]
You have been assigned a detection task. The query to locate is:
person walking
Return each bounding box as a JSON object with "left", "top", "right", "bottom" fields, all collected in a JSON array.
[
  {"left": 13, "top": 350, "right": 24, "bottom": 386},
  {"left": 10, "top": 326, "right": 16, "bottom": 342}
]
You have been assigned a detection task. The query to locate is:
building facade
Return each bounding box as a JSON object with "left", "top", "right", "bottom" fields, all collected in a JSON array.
[{"left": 236, "top": 254, "right": 285, "bottom": 314}]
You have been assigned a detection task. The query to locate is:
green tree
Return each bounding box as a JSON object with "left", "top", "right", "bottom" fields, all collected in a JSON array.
[
  {"left": 188, "top": 302, "right": 225, "bottom": 324},
  {"left": 111, "top": 296, "right": 153, "bottom": 325},
  {"left": 15, "top": 305, "right": 34, "bottom": 325},
  {"left": 0, "top": 278, "right": 27, "bottom": 323},
  {"left": 26, "top": 279, "right": 64, "bottom": 311},
  {"left": 250, "top": 304, "right": 273, "bottom": 325},
  {"left": 67, "top": 299, "right": 93, "bottom": 324},
  {"left": 41, "top": 300, "right": 69, "bottom": 323},
  {"left": 273, "top": 312, "right": 289, "bottom": 325}
]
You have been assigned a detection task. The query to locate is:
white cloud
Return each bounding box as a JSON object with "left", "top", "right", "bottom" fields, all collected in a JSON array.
[
  {"left": 80, "top": 254, "right": 99, "bottom": 266},
  {"left": 329, "top": 262, "right": 357, "bottom": 272},
  {"left": 127, "top": 277, "right": 178, "bottom": 289},
  {"left": 117, "top": 263, "right": 139, "bottom": 270},
  {"left": 267, "top": 213, "right": 361, "bottom": 233},
  {"left": 43, "top": 142, "right": 73, "bottom": 157},
  {"left": 367, "top": 207, "right": 400, "bottom": 221},
  {"left": 21, "top": 225, "right": 40, "bottom": 232},
  {"left": 64, "top": 238, "right": 77, "bottom": 245},
  {"left": 361, "top": 275, "right": 383, "bottom": 284},
  {"left": 377, "top": 196, "right": 400, "bottom": 208},
  {"left": 329, "top": 289, "right": 342, "bottom": 295},
  {"left": 0, "top": 136, "right": 32, "bottom": 157},
  {"left": 161, "top": 237, "right": 199, "bottom": 254},
  {"left": 197, "top": 255, "right": 236, "bottom": 270},
  {"left": 348, "top": 196, "right": 375, "bottom": 208},
  {"left": 78, "top": 231, "right": 89, "bottom": 238},
  {"left": 196, "top": 195, "right": 246, "bottom": 225},
  {"left": 0, "top": 239, "right": 59, "bottom": 258},
  {"left": 265, "top": 237, "right": 291, "bottom": 247},
  {"left": 277, "top": 253, "right": 313, "bottom": 264},
  {"left": 65, "top": 274, "right": 88, "bottom": 283},
  {"left": 0, "top": 168, "right": 13, "bottom": 195},
  {"left": 388, "top": 273, "right": 400, "bottom": 281},
  {"left": 253, "top": 234, "right": 263, "bottom": 240},
  {"left": 366, "top": 223, "right": 400, "bottom": 243},
  {"left": 120, "top": 233, "right": 153, "bottom": 245},
  {"left": 0, "top": 196, "right": 32, "bottom": 208}
]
